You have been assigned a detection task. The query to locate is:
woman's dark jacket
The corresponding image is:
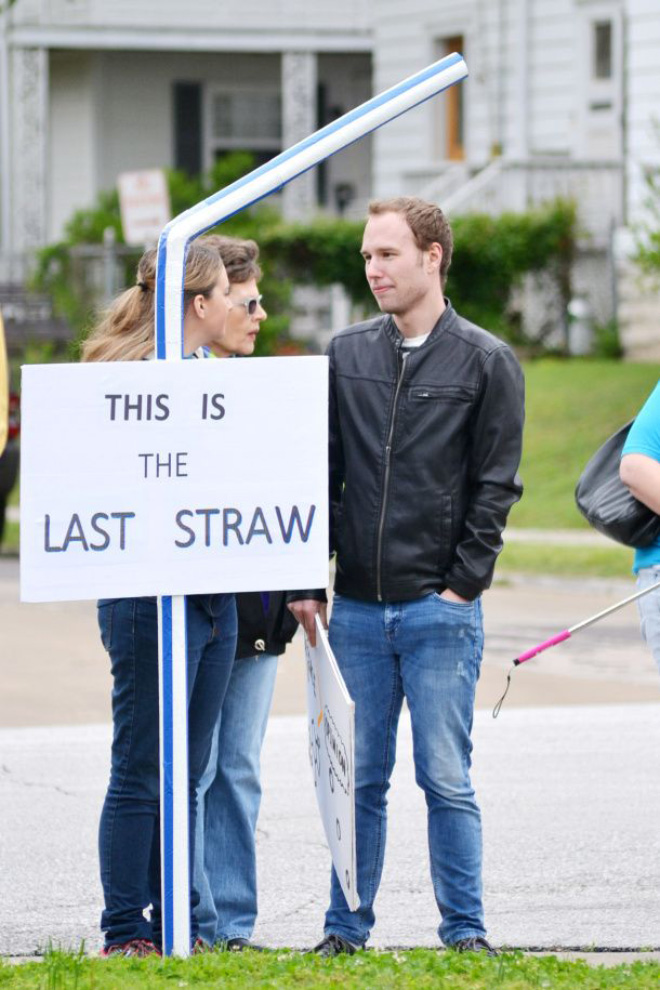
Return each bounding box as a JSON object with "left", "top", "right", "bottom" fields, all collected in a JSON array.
[{"left": 235, "top": 591, "right": 299, "bottom": 660}]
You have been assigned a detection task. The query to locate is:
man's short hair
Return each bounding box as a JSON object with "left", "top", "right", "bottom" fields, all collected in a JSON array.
[
  {"left": 201, "top": 234, "right": 262, "bottom": 284},
  {"left": 368, "top": 197, "right": 453, "bottom": 287}
]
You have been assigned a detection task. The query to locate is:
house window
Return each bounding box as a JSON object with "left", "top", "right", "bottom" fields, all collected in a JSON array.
[
  {"left": 174, "top": 83, "right": 202, "bottom": 176},
  {"left": 593, "top": 21, "right": 613, "bottom": 80},
  {"left": 206, "top": 88, "right": 282, "bottom": 169}
]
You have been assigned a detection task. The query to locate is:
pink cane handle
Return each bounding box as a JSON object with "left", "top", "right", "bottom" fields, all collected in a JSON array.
[{"left": 514, "top": 629, "right": 571, "bottom": 666}]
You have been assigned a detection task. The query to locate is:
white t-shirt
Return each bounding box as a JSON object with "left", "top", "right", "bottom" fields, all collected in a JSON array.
[{"left": 400, "top": 332, "right": 431, "bottom": 349}]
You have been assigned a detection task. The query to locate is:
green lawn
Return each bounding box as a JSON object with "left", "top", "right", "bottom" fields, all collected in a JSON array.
[
  {"left": 508, "top": 358, "right": 660, "bottom": 529},
  {"left": 496, "top": 541, "right": 633, "bottom": 579},
  {"left": 2, "top": 948, "right": 660, "bottom": 990},
  {"left": 1, "top": 520, "right": 18, "bottom": 555}
]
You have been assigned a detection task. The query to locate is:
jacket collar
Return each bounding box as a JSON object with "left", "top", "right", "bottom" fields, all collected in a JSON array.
[{"left": 381, "top": 298, "right": 457, "bottom": 348}]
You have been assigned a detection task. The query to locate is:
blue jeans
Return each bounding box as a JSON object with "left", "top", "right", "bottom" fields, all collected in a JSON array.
[
  {"left": 325, "top": 592, "right": 485, "bottom": 947},
  {"left": 637, "top": 566, "right": 660, "bottom": 674},
  {"left": 194, "top": 652, "right": 278, "bottom": 945},
  {"left": 97, "top": 593, "right": 237, "bottom": 949}
]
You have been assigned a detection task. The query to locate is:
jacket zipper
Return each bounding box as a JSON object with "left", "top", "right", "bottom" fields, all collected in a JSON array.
[{"left": 376, "top": 347, "right": 408, "bottom": 601}]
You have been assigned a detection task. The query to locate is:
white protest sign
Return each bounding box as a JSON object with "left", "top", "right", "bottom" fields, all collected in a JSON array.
[
  {"left": 118, "top": 169, "right": 171, "bottom": 246},
  {"left": 306, "top": 615, "right": 358, "bottom": 911},
  {"left": 20, "top": 356, "right": 328, "bottom": 602}
]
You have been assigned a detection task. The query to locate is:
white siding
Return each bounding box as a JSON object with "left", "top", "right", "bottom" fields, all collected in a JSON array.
[
  {"left": 46, "top": 49, "right": 372, "bottom": 239},
  {"left": 372, "top": 0, "right": 479, "bottom": 198},
  {"left": 371, "top": 0, "right": 581, "bottom": 199},
  {"left": 626, "top": 0, "right": 660, "bottom": 223},
  {"left": 317, "top": 54, "right": 372, "bottom": 214},
  {"left": 527, "top": 2, "right": 575, "bottom": 156},
  {"left": 15, "top": 0, "right": 372, "bottom": 34},
  {"left": 48, "top": 52, "right": 97, "bottom": 240},
  {"left": 372, "top": 0, "right": 630, "bottom": 199}
]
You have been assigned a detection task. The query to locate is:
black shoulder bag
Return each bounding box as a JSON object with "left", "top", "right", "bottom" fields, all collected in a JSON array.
[{"left": 575, "top": 420, "right": 660, "bottom": 548}]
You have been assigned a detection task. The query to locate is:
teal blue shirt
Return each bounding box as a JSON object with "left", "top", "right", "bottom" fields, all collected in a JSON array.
[{"left": 621, "top": 380, "right": 660, "bottom": 571}]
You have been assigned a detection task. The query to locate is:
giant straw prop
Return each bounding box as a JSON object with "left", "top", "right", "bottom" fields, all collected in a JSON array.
[
  {"left": 154, "top": 52, "right": 469, "bottom": 956},
  {"left": 493, "top": 578, "right": 660, "bottom": 718}
]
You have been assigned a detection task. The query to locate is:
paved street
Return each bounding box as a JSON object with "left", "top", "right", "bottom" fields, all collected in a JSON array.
[
  {"left": 2, "top": 706, "right": 660, "bottom": 956},
  {"left": 1, "top": 557, "right": 660, "bottom": 956}
]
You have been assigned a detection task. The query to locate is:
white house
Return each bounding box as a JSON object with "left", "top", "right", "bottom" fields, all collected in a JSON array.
[
  {"left": 0, "top": 0, "right": 372, "bottom": 261},
  {"left": 369, "top": 0, "right": 660, "bottom": 357},
  {"left": 2, "top": 0, "right": 659, "bottom": 355}
]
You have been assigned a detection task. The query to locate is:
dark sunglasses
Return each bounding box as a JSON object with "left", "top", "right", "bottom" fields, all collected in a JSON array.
[{"left": 236, "top": 294, "right": 263, "bottom": 316}]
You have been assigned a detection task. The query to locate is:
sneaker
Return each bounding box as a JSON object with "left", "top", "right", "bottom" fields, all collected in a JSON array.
[
  {"left": 100, "top": 938, "right": 161, "bottom": 958},
  {"left": 192, "top": 938, "right": 213, "bottom": 954},
  {"left": 223, "top": 937, "right": 266, "bottom": 952},
  {"left": 451, "top": 936, "right": 498, "bottom": 957},
  {"left": 313, "top": 933, "right": 356, "bottom": 957}
]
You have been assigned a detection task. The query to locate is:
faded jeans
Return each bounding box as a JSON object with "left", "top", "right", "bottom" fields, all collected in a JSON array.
[
  {"left": 325, "top": 592, "right": 486, "bottom": 947},
  {"left": 195, "top": 652, "right": 279, "bottom": 945},
  {"left": 637, "top": 565, "right": 660, "bottom": 674}
]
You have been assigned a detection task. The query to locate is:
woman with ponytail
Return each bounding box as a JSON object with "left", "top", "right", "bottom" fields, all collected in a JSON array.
[{"left": 84, "top": 243, "right": 238, "bottom": 957}]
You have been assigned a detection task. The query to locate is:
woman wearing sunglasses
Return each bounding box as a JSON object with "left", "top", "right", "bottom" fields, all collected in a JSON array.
[
  {"left": 205, "top": 237, "right": 266, "bottom": 359},
  {"left": 194, "top": 235, "right": 299, "bottom": 950},
  {"left": 83, "top": 244, "right": 239, "bottom": 957}
]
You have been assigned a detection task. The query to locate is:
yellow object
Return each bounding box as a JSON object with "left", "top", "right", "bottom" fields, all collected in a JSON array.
[{"left": 0, "top": 311, "right": 7, "bottom": 455}]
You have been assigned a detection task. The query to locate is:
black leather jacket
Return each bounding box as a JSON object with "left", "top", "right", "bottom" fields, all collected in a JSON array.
[{"left": 328, "top": 303, "right": 525, "bottom": 603}]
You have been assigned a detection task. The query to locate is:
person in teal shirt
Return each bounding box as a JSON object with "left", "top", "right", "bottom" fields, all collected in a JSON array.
[{"left": 620, "top": 380, "right": 660, "bottom": 672}]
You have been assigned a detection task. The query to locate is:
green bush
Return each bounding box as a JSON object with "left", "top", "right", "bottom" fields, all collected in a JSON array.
[
  {"left": 450, "top": 201, "right": 575, "bottom": 342},
  {"left": 33, "top": 154, "right": 294, "bottom": 357},
  {"left": 260, "top": 200, "right": 577, "bottom": 344}
]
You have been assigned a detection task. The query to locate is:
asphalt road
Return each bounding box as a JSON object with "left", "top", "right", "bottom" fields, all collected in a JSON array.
[{"left": 1, "top": 706, "right": 659, "bottom": 956}]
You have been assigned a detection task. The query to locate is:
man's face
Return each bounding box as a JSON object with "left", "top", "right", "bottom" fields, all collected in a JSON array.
[{"left": 360, "top": 211, "right": 441, "bottom": 317}]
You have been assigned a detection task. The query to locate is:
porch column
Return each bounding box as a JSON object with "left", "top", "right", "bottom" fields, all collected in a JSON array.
[
  {"left": 11, "top": 45, "right": 49, "bottom": 255},
  {"left": 281, "top": 51, "right": 317, "bottom": 220}
]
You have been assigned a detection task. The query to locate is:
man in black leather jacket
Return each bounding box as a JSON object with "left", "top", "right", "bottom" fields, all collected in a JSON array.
[{"left": 290, "top": 197, "right": 524, "bottom": 957}]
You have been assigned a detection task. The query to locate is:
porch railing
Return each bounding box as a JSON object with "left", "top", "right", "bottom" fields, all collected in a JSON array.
[{"left": 404, "top": 157, "right": 624, "bottom": 247}]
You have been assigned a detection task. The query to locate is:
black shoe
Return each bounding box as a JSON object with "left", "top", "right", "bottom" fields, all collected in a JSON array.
[
  {"left": 313, "top": 933, "right": 356, "bottom": 957},
  {"left": 224, "top": 937, "right": 266, "bottom": 952},
  {"left": 451, "top": 936, "right": 498, "bottom": 957}
]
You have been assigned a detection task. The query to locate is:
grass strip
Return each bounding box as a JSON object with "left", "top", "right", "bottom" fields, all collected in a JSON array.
[
  {"left": 0, "top": 520, "right": 18, "bottom": 555},
  {"left": 2, "top": 948, "right": 660, "bottom": 990},
  {"left": 497, "top": 541, "right": 633, "bottom": 579}
]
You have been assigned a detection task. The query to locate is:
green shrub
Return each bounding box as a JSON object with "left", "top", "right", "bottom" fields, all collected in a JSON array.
[
  {"left": 260, "top": 200, "right": 577, "bottom": 344},
  {"left": 33, "top": 154, "right": 295, "bottom": 357}
]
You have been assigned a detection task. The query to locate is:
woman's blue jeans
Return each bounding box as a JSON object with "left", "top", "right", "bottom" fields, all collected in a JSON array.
[
  {"left": 97, "top": 593, "right": 237, "bottom": 949},
  {"left": 194, "top": 651, "right": 279, "bottom": 945},
  {"left": 325, "top": 592, "right": 485, "bottom": 948}
]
